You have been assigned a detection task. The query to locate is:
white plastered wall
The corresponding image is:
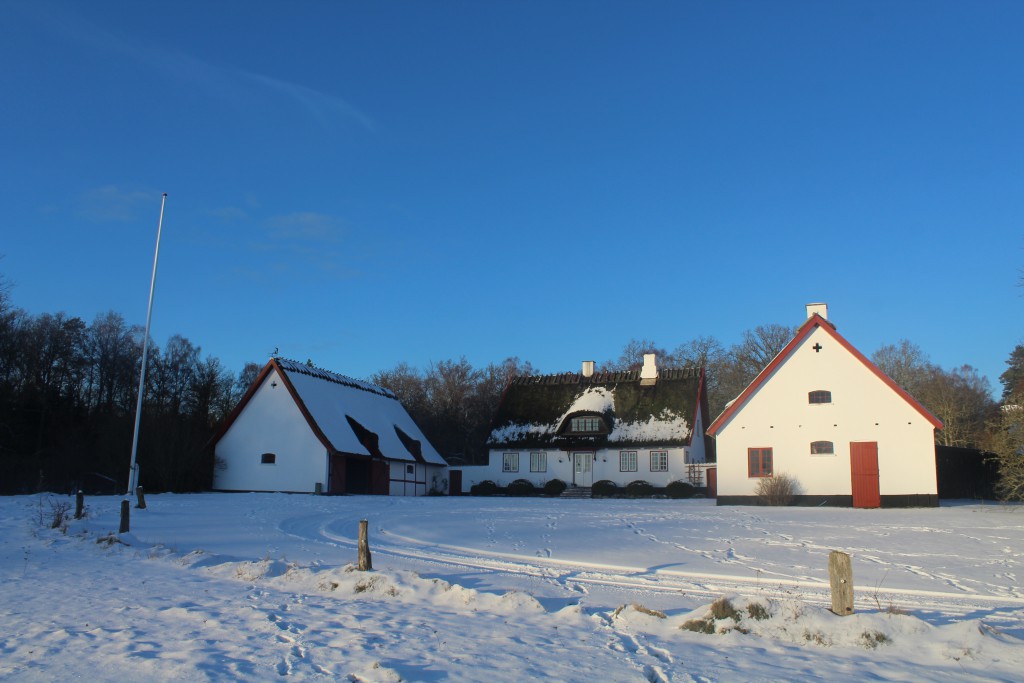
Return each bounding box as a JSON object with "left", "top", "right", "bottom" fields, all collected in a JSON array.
[
  {"left": 715, "top": 325, "right": 938, "bottom": 498},
  {"left": 214, "top": 368, "right": 329, "bottom": 493},
  {"left": 453, "top": 446, "right": 692, "bottom": 491}
]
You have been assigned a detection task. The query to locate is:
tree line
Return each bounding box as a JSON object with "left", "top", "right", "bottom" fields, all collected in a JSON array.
[{"left": 2, "top": 269, "right": 1021, "bottom": 498}]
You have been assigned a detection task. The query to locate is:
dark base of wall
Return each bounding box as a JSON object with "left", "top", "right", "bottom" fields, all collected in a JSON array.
[
  {"left": 880, "top": 494, "right": 939, "bottom": 508},
  {"left": 717, "top": 494, "right": 939, "bottom": 508}
]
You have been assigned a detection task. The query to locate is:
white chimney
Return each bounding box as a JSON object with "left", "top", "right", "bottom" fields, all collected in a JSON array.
[
  {"left": 640, "top": 353, "right": 658, "bottom": 386},
  {"left": 581, "top": 360, "right": 595, "bottom": 378},
  {"left": 805, "top": 302, "right": 828, "bottom": 320}
]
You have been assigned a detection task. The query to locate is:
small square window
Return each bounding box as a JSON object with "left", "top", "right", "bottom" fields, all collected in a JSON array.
[
  {"left": 620, "top": 451, "right": 637, "bottom": 472},
  {"left": 261, "top": 453, "right": 276, "bottom": 465},
  {"left": 650, "top": 451, "right": 668, "bottom": 472},
  {"left": 502, "top": 452, "right": 519, "bottom": 473},
  {"left": 406, "top": 464, "right": 415, "bottom": 475}
]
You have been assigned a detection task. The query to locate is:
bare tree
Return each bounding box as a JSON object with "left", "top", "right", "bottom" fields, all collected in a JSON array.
[
  {"left": 671, "top": 336, "right": 728, "bottom": 415},
  {"left": 602, "top": 339, "right": 669, "bottom": 372},
  {"left": 916, "top": 365, "right": 994, "bottom": 448},
  {"left": 872, "top": 340, "right": 931, "bottom": 394}
]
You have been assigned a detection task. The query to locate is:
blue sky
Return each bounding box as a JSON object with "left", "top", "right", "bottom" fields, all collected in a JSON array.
[{"left": 2, "top": 1, "right": 1022, "bottom": 391}]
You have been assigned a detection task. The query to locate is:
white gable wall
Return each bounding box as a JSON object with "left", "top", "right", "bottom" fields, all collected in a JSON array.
[
  {"left": 214, "top": 368, "right": 329, "bottom": 493},
  {"left": 714, "top": 325, "right": 938, "bottom": 501}
]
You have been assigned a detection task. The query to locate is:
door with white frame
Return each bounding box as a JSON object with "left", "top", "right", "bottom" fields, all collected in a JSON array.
[{"left": 573, "top": 452, "right": 594, "bottom": 487}]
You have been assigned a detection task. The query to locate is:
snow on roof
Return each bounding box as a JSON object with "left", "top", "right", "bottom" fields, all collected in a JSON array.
[
  {"left": 487, "top": 368, "right": 702, "bottom": 447},
  {"left": 276, "top": 359, "right": 446, "bottom": 466}
]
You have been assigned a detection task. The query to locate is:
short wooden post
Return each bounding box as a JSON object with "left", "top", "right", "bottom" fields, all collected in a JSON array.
[
  {"left": 119, "top": 499, "right": 130, "bottom": 534},
  {"left": 358, "top": 519, "right": 372, "bottom": 571},
  {"left": 75, "top": 490, "right": 84, "bottom": 519},
  {"left": 135, "top": 485, "right": 147, "bottom": 509},
  {"left": 829, "top": 550, "right": 854, "bottom": 615}
]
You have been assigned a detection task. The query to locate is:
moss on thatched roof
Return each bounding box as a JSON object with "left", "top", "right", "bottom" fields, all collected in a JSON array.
[{"left": 488, "top": 368, "right": 704, "bottom": 448}]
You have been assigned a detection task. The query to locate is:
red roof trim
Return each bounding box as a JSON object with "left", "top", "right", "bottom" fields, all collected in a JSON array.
[
  {"left": 706, "top": 314, "right": 942, "bottom": 435},
  {"left": 208, "top": 358, "right": 338, "bottom": 453}
]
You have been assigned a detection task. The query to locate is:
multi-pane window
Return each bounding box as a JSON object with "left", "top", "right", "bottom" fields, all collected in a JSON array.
[
  {"left": 808, "top": 390, "right": 832, "bottom": 404},
  {"left": 530, "top": 451, "right": 547, "bottom": 473},
  {"left": 810, "top": 441, "right": 835, "bottom": 455},
  {"left": 650, "top": 451, "right": 668, "bottom": 472},
  {"left": 261, "top": 453, "right": 276, "bottom": 464},
  {"left": 570, "top": 416, "right": 602, "bottom": 433},
  {"left": 748, "top": 447, "right": 773, "bottom": 477},
  {"left": 620, "top": 450, "right": 638, "bottom": 472},
  {"left": 502, "top": 452, "right": 519, "bottom": 473}
]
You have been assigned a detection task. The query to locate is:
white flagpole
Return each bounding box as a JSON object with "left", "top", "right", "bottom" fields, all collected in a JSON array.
[{"left": 127, "top": 193, "right": 167, "bottom": 496}]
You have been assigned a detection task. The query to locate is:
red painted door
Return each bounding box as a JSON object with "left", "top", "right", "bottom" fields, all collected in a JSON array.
[
  {"left": 850, "top": 442, "right": 880, "bottom": 508},
  {"left": 706, "top": 467, "right": 717, "bottom": 498}
]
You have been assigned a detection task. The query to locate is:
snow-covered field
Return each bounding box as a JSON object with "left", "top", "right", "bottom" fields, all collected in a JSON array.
[{"left": 2, "top": 494, "right": 1022, "bottom": 682}]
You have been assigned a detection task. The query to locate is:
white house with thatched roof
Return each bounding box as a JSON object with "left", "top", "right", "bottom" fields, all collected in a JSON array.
[{"left": 450, "top": 355, "right": 712, "bottom": 495}]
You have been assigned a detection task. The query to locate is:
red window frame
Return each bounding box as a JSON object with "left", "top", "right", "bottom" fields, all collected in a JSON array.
[{"left": 748, "top": 447, "right": 773, "bottom": 477}]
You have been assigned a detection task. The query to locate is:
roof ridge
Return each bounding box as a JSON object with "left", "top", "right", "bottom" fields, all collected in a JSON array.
[
  {"left": 275, "top": 358, "right": 395, "bottom": 399},
  {"left": 510, "top": 366, "right": 703, "bottom": 385}
]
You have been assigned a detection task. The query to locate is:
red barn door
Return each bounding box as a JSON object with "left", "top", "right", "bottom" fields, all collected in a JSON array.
[{"left": 850, "top": 442, "right": 880, "bottom": 508}]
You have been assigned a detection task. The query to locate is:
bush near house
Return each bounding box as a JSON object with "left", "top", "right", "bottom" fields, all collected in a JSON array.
[
  {"left": 666, "top": 480, "right": 697, "bottom": 499},
  {"left": 592, "top": 480, "right": 619, "bottom": 497},
  {"left": 625, "top": 480, "right": 655, "bottom": 498},
  {"left": 543, "top": 479, "right": 567, "bottom": 496},
  {"left": 470, "top": 480, "right": 499, "bottom": 496},
  {"left": 506, "top": 479, "right": 536, "bottom": 496},
  {"left": 755, "top": 473, "right": 800, "bottom": 505}
]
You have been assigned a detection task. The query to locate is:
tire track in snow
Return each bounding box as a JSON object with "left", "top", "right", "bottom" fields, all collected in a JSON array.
[{"left": 278, "top": 514, "right": 1024, "bottom": 616}]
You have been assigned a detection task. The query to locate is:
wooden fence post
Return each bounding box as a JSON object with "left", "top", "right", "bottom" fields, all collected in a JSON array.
[
  {"left": 119, "top": 499, "right": 130, "bottom": 534},
  {"left": 358, "top": 519, "right": 372, "bottom": 571},
  {"left": 829, "top": 550, "right": 854, "bottom": 615},
  {"left": 75, "top": 490, "right": 84, "bottom": 520},
  {"left": 135, "top": 485, "right": 147, "bottom": 509}
]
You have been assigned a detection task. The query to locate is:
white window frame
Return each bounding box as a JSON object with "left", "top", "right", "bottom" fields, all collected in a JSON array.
[
  {"left": 571, "top": 416, "right": 602, "bottom": 433},
  {"left": 502, "top": 452, "right": 519, "bottom": 473},
  {"left": 650, "top": 450, "right": 668, "bottom": 472},
  {"left": 620, "top": 450, "right": 638, "bottom": 472},
  {"left": 530, "top": 451, "right": 547, "bottom": 473}
]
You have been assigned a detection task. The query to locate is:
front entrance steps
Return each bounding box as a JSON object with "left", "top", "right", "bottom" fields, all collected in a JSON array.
[{"left": 560, "top": 486, "right": 592, "bottom": 499}]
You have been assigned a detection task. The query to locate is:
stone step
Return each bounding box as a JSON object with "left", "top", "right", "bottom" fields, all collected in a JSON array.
[{"left": 560, "top": 487, "right": 592, "bottom": 499}]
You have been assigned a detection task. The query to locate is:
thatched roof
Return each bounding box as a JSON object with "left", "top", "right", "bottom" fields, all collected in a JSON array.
[{"left": 488, "top": 368, "right": 705, "bottom": 449}]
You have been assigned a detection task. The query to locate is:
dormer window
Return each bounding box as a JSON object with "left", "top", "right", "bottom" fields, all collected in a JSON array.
[
  {"left": 809, "top": 390, "right": 832, "bottom": 405},
  {"left": 570, "top": 416, "right": 602, "bottom": 433}
]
